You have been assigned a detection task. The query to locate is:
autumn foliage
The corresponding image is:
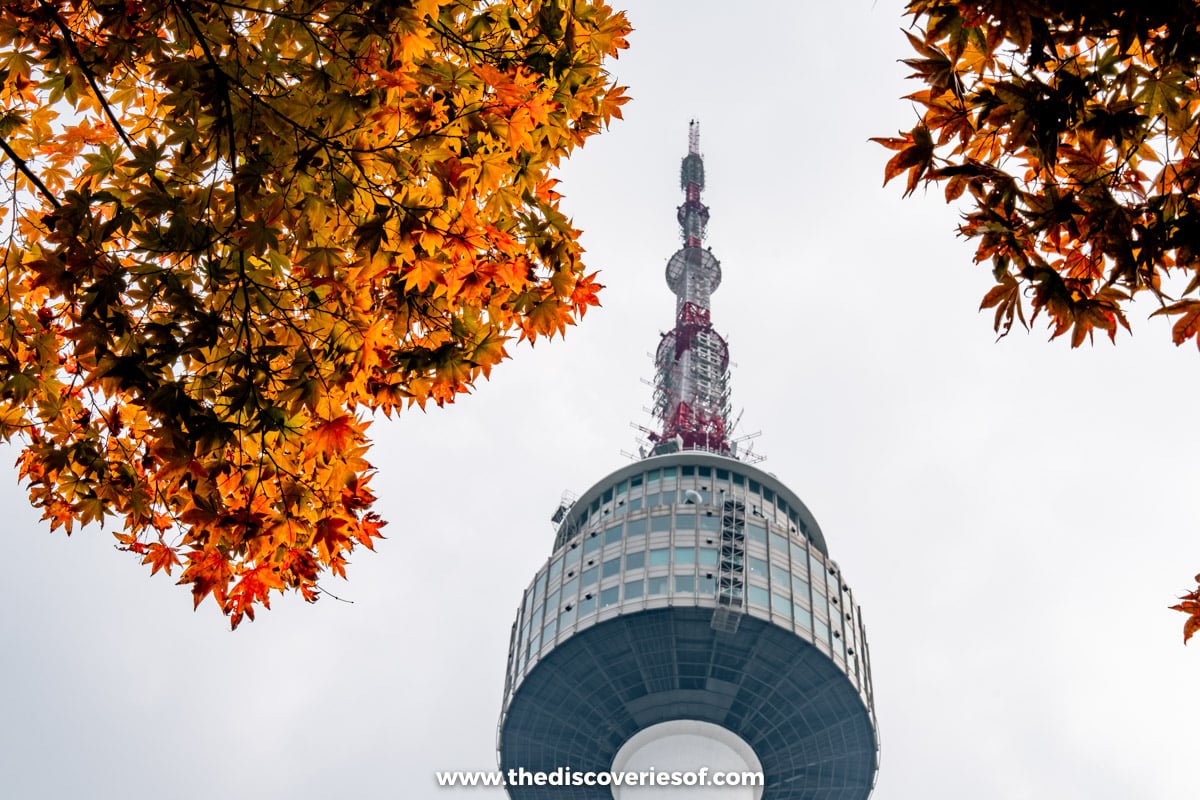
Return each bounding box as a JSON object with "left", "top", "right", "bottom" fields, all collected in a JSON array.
[
  {"left": 0, "top": 0, "right": 628, "bottom": 627},
  {"left": 879, "top": 0, "right": 1200, "bottom": 641}
]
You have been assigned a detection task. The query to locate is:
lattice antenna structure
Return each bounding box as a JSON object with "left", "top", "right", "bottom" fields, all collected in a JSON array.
[{"left": 648, "top": 120, "right": 733, "bottom": 457}]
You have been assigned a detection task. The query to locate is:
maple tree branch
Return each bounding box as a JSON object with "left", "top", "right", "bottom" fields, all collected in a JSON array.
[
  {"left": 169, "top": 0, "right": 241, "bottom": 217},
  {"left": 211, "top": 0, "right": 334, "bottom": 57},
  {"left": 0, "top": 136, "right": 61, "bottom": 209},
  {"left": 36, "top": 0, "right": 174, "bottom": 198},
  {"left": 37, "top": 2, "right": 134, "bottom": 153},
  {"left": 315, "top": 583, "right": 354, "bottom": 604}
]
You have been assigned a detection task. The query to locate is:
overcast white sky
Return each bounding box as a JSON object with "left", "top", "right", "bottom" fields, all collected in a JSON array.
[{"left": 3, "top": 2, "right": 1199, "bottom": 798}]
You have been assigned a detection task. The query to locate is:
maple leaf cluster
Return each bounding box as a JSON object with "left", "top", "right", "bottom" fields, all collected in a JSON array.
[
  {"left": 0, "top": 0, "right": 629, "bottom": 627},
  {"left": 879, "top": 0, "right": 1200, "bottom": 642}
]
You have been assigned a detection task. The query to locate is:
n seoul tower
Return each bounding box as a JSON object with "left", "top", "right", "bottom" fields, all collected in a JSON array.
[{"left": 497, "top": 123, "right": 879, "bottom": 798}]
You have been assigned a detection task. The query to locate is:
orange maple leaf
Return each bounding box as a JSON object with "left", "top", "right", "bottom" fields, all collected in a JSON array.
[
  {"left": 1170, "top": 575, "right": 1200, "bottom": 644},
  {"left": 311, "top": 414, "right": 359, "bottom": 455},
  {"left": 142, "top": 542, "right": 181, "bottom": 576}
]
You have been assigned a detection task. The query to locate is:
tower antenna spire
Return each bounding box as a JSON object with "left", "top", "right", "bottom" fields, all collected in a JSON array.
[{"left": 649, "top": 121, "right": 731, "bottom": 456}]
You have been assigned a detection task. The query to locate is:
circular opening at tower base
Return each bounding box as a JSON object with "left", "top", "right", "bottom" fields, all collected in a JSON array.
[{"left": 610, "top": 720, "right": 764, "bottom": 799}]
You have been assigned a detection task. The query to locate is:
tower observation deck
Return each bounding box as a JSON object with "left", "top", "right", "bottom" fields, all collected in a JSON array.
[{"left": 497, "top": 124, "right": 878, "bottom": 798}]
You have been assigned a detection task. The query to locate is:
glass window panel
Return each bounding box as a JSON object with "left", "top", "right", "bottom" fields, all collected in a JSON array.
[
  {"left": 559, "top": 603, "right": 576, "bottom": 628},
  {"left": 644, "top": 492, "right": 660, "bottom": 507},
  {"left": 561, "top": 576, "right": 578, "bottom": 601},
  {"left": 625, "top": 550, "right": 645, "bottom": 571},
  {"left": 647, "top": 469, "right": 661, "bottom": 485},
  {"left": 793, "top": 604, "right": 812, "bottom": 632},
  {"left": 749, "top": 585, "right": 770, "bottom": 608},
  {"left": 813, "top": 593, "right": 829, "bottom": 618},
  {"left": 602, "top": 557, "right": 621, "bottom": 579},
  {"left": 604, "top": 524, "right": 623, "bottom": 546},
  {"left": 699, "top": 574, "right": 716, "bottom": 595},
  {"left": 563, "top": 546, "right": 582, "bottom": 572},
  {"left": 548, "top": 557, "right": 563, "bottom": 585},
  {"left": 628, "top": 497, "right": 643, "bottom": 512},
  {"left": 748, "top": 522, "right": 767, "bottom": 546},
  {"left": 624, "top": 578, "right": 644, "bottom": 600},
  {"left": 581, "top": 566, "right": 598, "bottom": 588},
  {"left": 700, "top": 515, "right": 720, "bottom": 532},
  {"left": 674, "top": 574, "right": 695, "bottom": 593},
  {"left": 578, "top": 595, "right": 597, "bottom": 617},
  {"left": 675, "top": 512, "right": 696, "bottom": 530},
  {"left": 631, "top": 474, "right": 643, "bottom": 488},
  {"left": 790, "top": 542, "right": 807, "bottom": 570},
  {"left": 600, "top": 586, "right": 620, "bottom": 608},
  {"left": 682, "top": 465, "right": 695, "bottom": 476},
  {"left": 674, "top": 545, "right": 696, "bottom": 565},
  {"left": 545, "top": 589, "right": 560, "bottom": 615},
  {"left": 749, "top": 556, "right": 768, "bottom": 577},
  {"left": 816, "top": 618, "right": 831, "bottom": 646},
  {"left": 769, "top": 532, "right": 788, "bottom": 554},
  {"left": 699, "top": 548, "right": 719, "bottom": 567},
  {"left": 648, "top": 576, "right": 669, "bottom": 596},
  {"left": 662, "top": 466, "right": 677, "bottom": 478},
  {"left": 649, "top": 548, "right": 671, "bottom": 567},
  {"left": 770, "top": 563, "right": 790, "bottom": 590},
  {"left": 790, "top": 574, "right": 807, "bottom": 598},
  {"left": 584, "top": 534, "right": 601, "bottom": 555},
  {"left": 542, "top": 617, "right": 557, "bottom": 642},
  {"left": 810, "top": 563, "right": 827, "bottom": 593},
  {"left": 772, "top": 592, "right": 792, "bottom": 619}
]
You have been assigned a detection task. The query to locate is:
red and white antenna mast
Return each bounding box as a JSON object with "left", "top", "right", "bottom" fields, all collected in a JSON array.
[{"left": 649, "top": 121, "right": 733, "bottom": 457}]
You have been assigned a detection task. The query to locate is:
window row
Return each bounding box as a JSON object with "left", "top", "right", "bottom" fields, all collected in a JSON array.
[
  {"left": 529, "top": 519, "right": 841, "bottom": 618},
  {"left": 566, "top": 465, "right": 813, "bottom": 543},
  {"left": 517, "top": 579, "right": 852, "bottom": 673}
]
